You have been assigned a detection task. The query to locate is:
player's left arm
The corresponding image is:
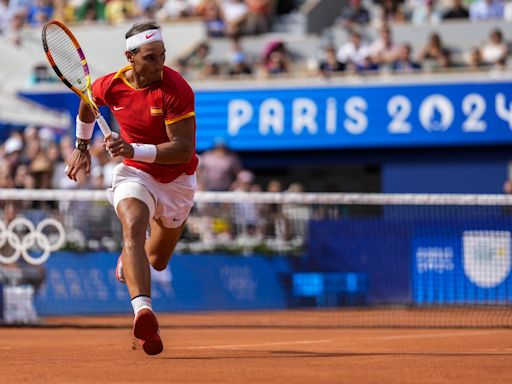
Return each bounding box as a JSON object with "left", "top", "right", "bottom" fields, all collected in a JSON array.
[
  {"left": 154, "top": 116, "right": 195, "bottom": 164},
  {"left": 105, "top": 116, "right": 195, "bottom": 164}
]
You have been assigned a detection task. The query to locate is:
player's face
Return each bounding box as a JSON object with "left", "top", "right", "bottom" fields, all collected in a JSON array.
[{"left": 132, "top": 41, "right": 166, "bottom": 83}]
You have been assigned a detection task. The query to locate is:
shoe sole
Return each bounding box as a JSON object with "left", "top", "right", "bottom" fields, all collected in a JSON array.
[{"left": 133, "top": 309, "right": 163, "bottom": 356}]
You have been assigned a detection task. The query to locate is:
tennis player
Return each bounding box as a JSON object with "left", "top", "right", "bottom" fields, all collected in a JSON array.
[{"left": 65, "top": 21, "right": 198, "bottom": 356}]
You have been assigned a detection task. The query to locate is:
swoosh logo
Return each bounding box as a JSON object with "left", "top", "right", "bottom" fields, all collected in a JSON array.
[
  {"left": 113, "top": 106, "right": 125, "bottom": 111},
  {"left": 145, "top": 32, "right": 157, "bottom": 39}
]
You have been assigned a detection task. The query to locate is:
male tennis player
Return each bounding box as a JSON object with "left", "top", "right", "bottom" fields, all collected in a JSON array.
[{"left": 65, "top": 21, "right": 197, "bottom": 356}]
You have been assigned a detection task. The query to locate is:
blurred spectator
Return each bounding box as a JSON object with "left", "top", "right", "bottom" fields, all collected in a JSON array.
[
  {"left": 465, "top": 47, "right": 484, "bottom": 70},
  {"left": 336, "top": 32, "right": 371, "bottom": 71},
  {"left": 156, "top": 0, "right": 194, "bottom": 21},
  {"left": 105, "top": 0, "right": 136, "bottom": 24},
  {"left": 442, "top": 0, "right": 469, "bottom": 20},
  {"left": 26, "top": 63, "right": 57, "bottom": 86},
  {"left": 228, "top": 36, "right": 253, "bottom": 76},
  {"left": 26, "top": 0, "right": 53, "bottom": 26},
  {"left": 340, "top": 0, "right": 370, "bottom": 32},
  {"left": 261, "top": 40, "right": 293, "bottom": 76},
  {"left": 369, "top": 26, "right": 400, "bottom": 66},
  {"left": 505, "top": 1, "right": 512, "bottom": 21},
  {"left": 0, "top": 162, "right": 15, "bottom": 188},
  {"left": 6, "top": 10, "right": 26, "bottom": 46},
  {"left": 418, "top": 32, "right": 451, "bottom": 69},
  {"left": 231, "top": 170, "right": 262, "bottom": 238},
  {"left": 318, "top": 45, "right": 345, "bottom": 77},
  {"left": 14, "top": 164, "right": 35, "bottom": 189},
  {"left": 198, "top": 137, "right": 243, "bottom": 191},
  {"left": 469, "top": 0, "right": 504, "bottom": 21},
  {"left": 245, "top": 0, "right": 272, "bottom": 35},
  {"left": 221, "top": 0, "right": 249, "bottom": 37},
  {"left": 0, "top": 0, "right": 9, "bottom": 34},
  {"left": 198, "top": 0, "right": 226, "bottom": 37},
  {"left": 377, "top": 0, "right": 406, "bottom": 24},
  {"left": 75, "top": 0, "right": 106, "bottom": 23},
  {"left": 411, "top": 0, "right": 442, "bottom": 24},
  {"left": 3, "top": 133, "right": 24, "bottom": 178},
  {"left": 261, "top": 179, "right": 286, "bottom": 240},
  {"left": 179, "top": 42, "right": 220, "bottom": 79},
  {"left": 392, "top": 44, "right": 421, "bottom": 73},
  {"left": 504, "top": 179, "right": 512, "bottom": 194},
  {"left": 480, "top": 28, "right": 508, "bottom": 67}
]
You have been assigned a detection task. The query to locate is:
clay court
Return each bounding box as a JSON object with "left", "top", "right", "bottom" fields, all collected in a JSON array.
[{"left": 1, "top": 311, "right": 511, "bottom": 384}]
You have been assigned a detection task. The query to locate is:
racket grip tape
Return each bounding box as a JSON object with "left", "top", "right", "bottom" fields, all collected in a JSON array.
[{"left": 96, "top": 114, "right": 114, "bottom": 139}]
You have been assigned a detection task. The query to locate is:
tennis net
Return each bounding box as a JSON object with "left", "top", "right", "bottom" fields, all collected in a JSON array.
[{"left": 0, "top": 189, "right": 511, "bottom": 328}]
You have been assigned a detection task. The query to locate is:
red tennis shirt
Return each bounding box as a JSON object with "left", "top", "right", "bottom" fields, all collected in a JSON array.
[{"left": 92, "top": 65, "right": 198, "bottom": 183}]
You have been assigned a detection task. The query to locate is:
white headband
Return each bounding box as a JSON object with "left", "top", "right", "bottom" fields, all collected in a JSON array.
[{"left": 126, "top": 29, "right": 163, "bottom": 51}]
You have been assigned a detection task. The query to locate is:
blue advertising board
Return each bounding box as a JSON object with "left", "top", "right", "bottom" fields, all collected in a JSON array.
[
  {"left": 35, "top": 252, "right": 290, "bottom": 315},
  {"left": 412, "top": 230, "right": 512, "bottom": 304},
  {"left": 19, "top": 80, "right": 512, "bottom": 151},
  {"left": 196, "top": 81, "right": 512, "bottom": 151}
]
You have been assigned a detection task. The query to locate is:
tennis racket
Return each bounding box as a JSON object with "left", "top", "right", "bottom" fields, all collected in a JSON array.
[{"left": 42, "top": 20, "right": 117, "bottom": 139}]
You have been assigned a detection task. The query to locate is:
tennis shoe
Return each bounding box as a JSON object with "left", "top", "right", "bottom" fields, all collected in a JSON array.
[
  {"left": 115, "top": 256, "right": 126, "bottom": 284},
  {"left": 133, "top": 308, "right": 164, "bottom": 356}
]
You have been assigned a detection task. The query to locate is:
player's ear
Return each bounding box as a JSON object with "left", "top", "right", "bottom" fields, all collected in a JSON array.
[{"left": 125, "top": 51, "right": 134, "bottom": 63}]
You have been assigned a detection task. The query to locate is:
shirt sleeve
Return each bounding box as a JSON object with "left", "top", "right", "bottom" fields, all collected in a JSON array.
[
  {"left": 164, "top": 72, "right": 195, "bottom": 125},
  {"left": 91, "top": 75, "right": 110, "bottom": 106}
]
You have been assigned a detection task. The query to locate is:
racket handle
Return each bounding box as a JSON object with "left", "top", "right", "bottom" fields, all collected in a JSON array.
[{"left": 96, "top": 114, "right": 114, "bottom": 139}]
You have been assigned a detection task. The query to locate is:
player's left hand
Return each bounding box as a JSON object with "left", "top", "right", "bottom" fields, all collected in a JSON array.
[{"left": 103, "top": 135, "right": 134, "bottom": 159}]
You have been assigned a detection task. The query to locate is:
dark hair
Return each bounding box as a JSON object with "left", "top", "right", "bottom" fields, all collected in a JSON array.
[{"left": 125, "top": 21, "right": 160, "bottom": 39}]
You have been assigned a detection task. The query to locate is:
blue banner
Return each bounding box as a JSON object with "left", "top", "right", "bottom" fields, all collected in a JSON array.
[
  {"left": 19, "top": 80, "right": 512, "bottom": 151},
  {"left": 412, "top": 230, "right": 512, "bottom": 304},
  {"left": 196, "top": 81, "right": 512, "bottom": 150},
  {"left": 35, "top": 252, "right": 290, "bottom": 315}
]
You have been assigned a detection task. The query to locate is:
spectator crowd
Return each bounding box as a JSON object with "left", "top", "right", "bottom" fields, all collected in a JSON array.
[{"left": 2, "top": 0, "right": 512, "bottom": 79}]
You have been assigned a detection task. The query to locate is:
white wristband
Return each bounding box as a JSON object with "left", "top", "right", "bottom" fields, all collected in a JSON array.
[
  {"left": 76, "top": 115, "right": 95, "bottom": 140},
  {"left": 131, "top": 143, "right": 157, "bottom": 163}
]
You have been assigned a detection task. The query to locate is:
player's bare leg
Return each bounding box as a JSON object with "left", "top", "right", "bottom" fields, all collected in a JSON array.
[
  {"left": 117, "top": 198, "right": 163, "bottom": 355},
  {"left": 145, "top": 218, "right": 186, "bottom": 271},
  {"left": 117, "top": 198, "right": 151, "bottom": 297}
]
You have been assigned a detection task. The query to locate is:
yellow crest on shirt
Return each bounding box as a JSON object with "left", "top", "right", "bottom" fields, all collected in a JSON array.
[{"left": 150, "top": 107, "right": 163, "bottom": 116}]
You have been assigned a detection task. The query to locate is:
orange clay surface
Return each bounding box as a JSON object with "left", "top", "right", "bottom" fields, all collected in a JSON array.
[{"left": 1, "top": 312, "right": 511, "bottom": 384}]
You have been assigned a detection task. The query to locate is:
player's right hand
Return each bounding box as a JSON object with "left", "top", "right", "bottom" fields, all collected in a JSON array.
[{"left": 65, "top": 149, "right": 91, "bottom": 182}]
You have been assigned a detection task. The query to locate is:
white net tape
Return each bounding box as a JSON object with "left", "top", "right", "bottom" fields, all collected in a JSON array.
[{"left": 1, "top": 188, "right": 512, "bottom": 205}]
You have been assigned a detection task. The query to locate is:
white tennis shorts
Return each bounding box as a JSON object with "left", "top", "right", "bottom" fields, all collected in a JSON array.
[{"left": 108, "top": 163, "right": 196, "bottom": 229}]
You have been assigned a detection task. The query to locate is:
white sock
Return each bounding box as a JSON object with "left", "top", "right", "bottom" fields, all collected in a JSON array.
[{"left": 131, "top": 295, "right": 152, "bottom": 316}]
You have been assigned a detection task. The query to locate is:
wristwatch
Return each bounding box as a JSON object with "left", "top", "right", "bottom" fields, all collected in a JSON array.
[{"left": 75, "top": 139, "right": 90, "bottom": 152}]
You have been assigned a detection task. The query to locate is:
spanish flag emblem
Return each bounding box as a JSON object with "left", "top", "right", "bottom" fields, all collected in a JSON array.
[{"left": 150, "top": 107, "right": 163, "bottom": 116}]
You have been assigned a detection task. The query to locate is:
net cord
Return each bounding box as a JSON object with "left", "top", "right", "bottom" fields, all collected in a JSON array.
[{"left": 1, "top": 189, "right": 512, "bottom": 206}]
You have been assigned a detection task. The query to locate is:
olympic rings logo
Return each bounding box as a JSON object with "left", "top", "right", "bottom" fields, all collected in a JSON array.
[{"left": 0, "top": 217, "right": 66, "bottom": 265}]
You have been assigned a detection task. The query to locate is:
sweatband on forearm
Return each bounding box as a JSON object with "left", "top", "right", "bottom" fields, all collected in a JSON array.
[
  {"left": 76, "top": 115, "right": 95, "bottom": 140},
  {"left": 131, "top": 143, "right": 157, "bottom": 163}
]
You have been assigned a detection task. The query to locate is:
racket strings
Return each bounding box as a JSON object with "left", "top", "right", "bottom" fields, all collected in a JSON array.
[{"left": 44, "top": 24, "right": 87, "bottom": 91}]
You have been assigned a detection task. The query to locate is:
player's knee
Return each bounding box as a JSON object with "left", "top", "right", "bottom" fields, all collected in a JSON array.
[
  {"left": 152, "top": 261, "right": 167, "bottom": 271},
  {"left": 123, "top": 223, "right": 147, "bottom": 244},
  {"left": 148, "top": 253, "right": 172, "bottom": 271}
]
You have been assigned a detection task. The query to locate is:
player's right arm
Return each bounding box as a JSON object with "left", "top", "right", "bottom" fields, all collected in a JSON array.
[
  {"left": 65, "top": 101, "right": 96, "bottom": 181},
  {"left": 66, "top": 75, "right": 111, "bottom": 181}
]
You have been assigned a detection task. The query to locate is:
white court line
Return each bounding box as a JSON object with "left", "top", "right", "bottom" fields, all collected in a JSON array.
[
  {"left": 471, "top": 348, "right": 512, "bottom": 352},
  {"left": 169, "top": 339, "right": 335, "bottom": 350},
  {"left": 169, "top": 331, "right": 498, "bottom": 351},
  {"left": 369, "top": 331, "right": 492, "bottom": 341}
]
